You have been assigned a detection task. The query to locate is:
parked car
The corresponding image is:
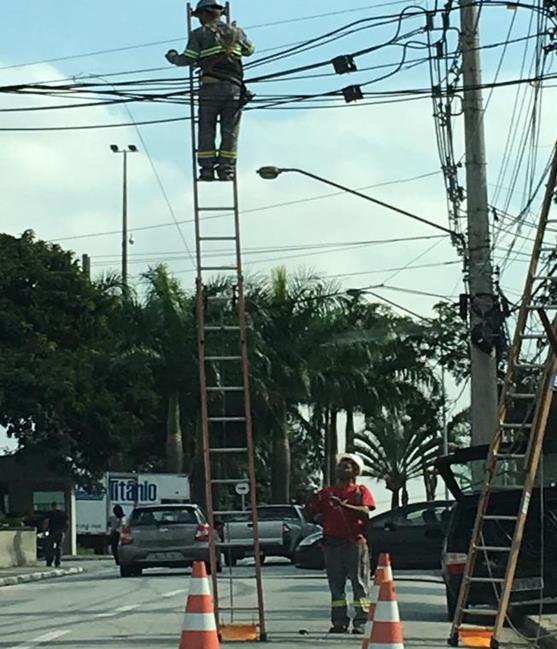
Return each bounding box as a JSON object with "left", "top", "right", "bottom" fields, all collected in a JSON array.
[
  {"left": 118, "top": 504, "right": 216, "bottom": 577},
  {"left": 220, "top": 504, "right": 320, "bottom": 566},
  {"left": 294, "top": 500, "right": 453, "bottom": 570},
  {"left": 436, "top": 444, "right": 557, "bottom": 620}
]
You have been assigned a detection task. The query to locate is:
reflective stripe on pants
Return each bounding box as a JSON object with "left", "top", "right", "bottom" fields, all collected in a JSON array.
[
  {"left": 324, "top": 540, "right": 370, "bottom": 628},
  {"left": 198, "top": 81, "right": 242, "bottom": 170}
]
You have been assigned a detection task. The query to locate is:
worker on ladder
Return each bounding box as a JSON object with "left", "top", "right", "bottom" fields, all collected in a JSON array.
[{"left": 165, "top": 0, "right": 255, "bottom": 182}]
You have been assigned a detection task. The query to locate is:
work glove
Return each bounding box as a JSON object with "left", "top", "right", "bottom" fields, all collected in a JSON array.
[{"left": 165, "top": 49, "right": 179, "bottom": 64}]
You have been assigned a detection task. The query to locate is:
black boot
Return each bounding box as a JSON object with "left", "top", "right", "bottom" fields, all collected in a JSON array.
[
  {"left": 217, "top": 167, "right": 235, "bottom": 182},
  {"left": 199, "top": 168, "right": 215, "bottom": 182}
]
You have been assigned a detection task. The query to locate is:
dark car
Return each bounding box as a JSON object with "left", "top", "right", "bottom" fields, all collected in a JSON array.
[
  {"left": 294, "top": 500, "right": 453, "bottom": 571},
  {"left": 436, "top": 444, "right": 557, "bottom": 620}
]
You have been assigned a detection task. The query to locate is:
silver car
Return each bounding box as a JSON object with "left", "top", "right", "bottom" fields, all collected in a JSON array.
[{"left": 118, "top": 504, "right": 213, "bottom": 577}]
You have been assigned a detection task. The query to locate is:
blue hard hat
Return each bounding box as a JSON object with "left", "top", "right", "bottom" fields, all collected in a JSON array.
[{"left": 192, "top": 0, "right": 225, "bottom": 15}]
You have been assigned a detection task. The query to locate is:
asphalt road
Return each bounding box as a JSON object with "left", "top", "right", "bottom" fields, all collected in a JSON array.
[{"left": 0, "top": 559, "right": 533, "bottom": 648}]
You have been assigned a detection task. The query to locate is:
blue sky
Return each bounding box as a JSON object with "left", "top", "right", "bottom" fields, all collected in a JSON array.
[{"left": 1, "top": 2, "right": 555, "bottom": 498}]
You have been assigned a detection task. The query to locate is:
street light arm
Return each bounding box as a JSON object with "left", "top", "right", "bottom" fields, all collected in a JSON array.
[{"left": 280, "top": 168, "right": 463, "bottom": 244}]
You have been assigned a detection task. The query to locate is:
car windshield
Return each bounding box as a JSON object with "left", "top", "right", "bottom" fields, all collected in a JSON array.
[
  {"left": 449, "top": 452, "right": 557, "bottom": 495},
  {"left": 130, "top": 508, "right": 198, "bottom": 526}
]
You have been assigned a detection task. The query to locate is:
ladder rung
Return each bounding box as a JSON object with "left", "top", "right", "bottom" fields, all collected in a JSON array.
[
  {"left": 207, "top": 386, "right": 243, "bottom": 392},
  {"left": 520, "top": 334, "right": 547, "bottom": 339},
  {"left": 461, "top": 608, "right": 499, "bottom": 616},
  {"left": 501, "top": 423, "right": 532, "bottom": 429},
  {"left": 210, "top": 447, "right": 248, "bottom": 454},
  {"left": 198, "top": 207, "right": 235, "bottom": 212},
  {"left": 208, "top": 417, "right": 246, "bottom": 422},
  {"left": 532, "top": 275, "right": 557, "bottom": 281},
  {"left": 200, "top": 266, "right": 237, "bottom": 271},
  {"left": 215, "top": 510, "right": 250, "bottom": 516},
  {"left": 528, "top": 304, "right": 557, "bottom": 310},
  {"left": 205, "top": 356, "right": 242, "bottom": 361},
  {"left": 474, "top": 545, "right": 512, "bottom": 552},
  {"left": 515, "top": 362, "right": 545, "bottom": 369},
  {"left": 199, "top": 236, "right": 237, "bottom": 241},
  {"left": 494, "top": 453, "right": 526, "bottom": 460},
  {"left": 490, "top": 485, "right": 523, "bottom": 491},
  {"left": 483, "top": 515, "right": 518, "bottom": 521},
  {"left": 204, "top": 325, "right": 240, "bottom": 331},
  {"left": 508, "top": 393, "right": 536, "bottom": 400},
  {"left": 466, "top": 577, "right": 505, "bottom": 584},
  {"left": 212, "top": 478, "right": 248, "bottom": 485}
]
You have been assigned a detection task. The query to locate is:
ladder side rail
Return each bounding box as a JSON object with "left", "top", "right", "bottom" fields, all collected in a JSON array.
[
  {"left": 448, "top": 434, "right": 506, "bottom": 639},
  {"left": 186, "top": 1, "right": 221, "bottom": 619},
  {"left": 497, "top": 143, "right": 557, "bottom": 418},
  {"left": 492, "top": 349, "right": 557, "bottom": 642},
  {"left": 232, "top": 177, "right": 267, "bottom": 639},
  {"left": 450, "top": 144, "right": 557, "bottom": 644}
]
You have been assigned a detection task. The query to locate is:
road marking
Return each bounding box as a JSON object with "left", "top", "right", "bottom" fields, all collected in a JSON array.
[
  {"left": 163, "top": 589, "right": 186, "bottom": 598},
  {"left": 94, "top": 603, "right": 141, "bottom": 618},
  {"left": 10, "top": 630, "right": 71, "bottom": 648}
]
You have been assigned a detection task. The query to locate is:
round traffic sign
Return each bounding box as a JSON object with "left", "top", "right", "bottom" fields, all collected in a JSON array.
[{"left": 235, "top": 482, "right": 249, "bottom": 496}]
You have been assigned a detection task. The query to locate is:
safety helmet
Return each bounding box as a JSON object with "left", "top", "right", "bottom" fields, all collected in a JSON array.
[
  {"left": 192, "top": 0, "right": 225, "bottom": 15},
  {"left": 336, "top": 453, "right": 364, "bottom": 475}
]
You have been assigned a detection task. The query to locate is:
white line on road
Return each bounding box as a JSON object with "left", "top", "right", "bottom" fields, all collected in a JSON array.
[
  {"left": 162, "top": 589, "right": 186, "bottom": 598},
  {"left": 10, "top": 630, "right": 70, "bottom": 648},
  {"left": 94, "top": 603, "right": 141, "bottom": 618}
]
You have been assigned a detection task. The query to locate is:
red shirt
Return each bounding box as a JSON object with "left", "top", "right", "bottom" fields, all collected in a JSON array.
[{"left": 308, "top": 483, "right": 376, "bottom": 543}]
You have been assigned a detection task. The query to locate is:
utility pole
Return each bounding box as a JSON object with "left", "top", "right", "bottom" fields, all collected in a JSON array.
[
  {"left": 459, "top": 0, "right": 499, "bottom": 445},
  {"left": 81, "top": 254, "right": 91, "bottom": 280},
  {"left": 110, "top": 144, "right": 138, "bottom": 290}
]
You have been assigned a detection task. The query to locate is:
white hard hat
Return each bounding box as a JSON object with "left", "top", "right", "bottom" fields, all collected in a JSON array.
[{"left": 337, "top": 453, "right": 364, "bottom": 475}]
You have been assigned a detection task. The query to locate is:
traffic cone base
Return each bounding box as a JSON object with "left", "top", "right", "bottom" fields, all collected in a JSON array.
[
  {"left": 362, "top": 554, "right": 394, "bottom": 649},
  {"left": 368, "top": 580, "right": 404, "bottom": 649},
  {"left": 178, "top": 561, "right": 220, "bottom": 649}
]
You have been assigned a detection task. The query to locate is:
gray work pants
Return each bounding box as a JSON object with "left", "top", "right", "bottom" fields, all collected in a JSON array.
[
  {"left": 198, "top": 81, "right": 242, "bottom": 170},
  {"left": 324, "top": 539, "right": 370, "bottom": 629}
]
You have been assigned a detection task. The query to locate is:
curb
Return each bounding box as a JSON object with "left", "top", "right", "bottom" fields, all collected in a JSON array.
[
  {"left": 520, "top": 615, "right": 557, "bottom": 649},
  {"left": 0, "top": 566, "right": 84, "bottom": 588}
]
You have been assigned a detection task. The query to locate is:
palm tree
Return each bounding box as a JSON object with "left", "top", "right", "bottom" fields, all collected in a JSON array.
[
  {"left": 246, "top": 267, "right": 340, "bottom": 502},
  {"left": 140, "top": 265, "right": 198, "bottom": 473},
  {"left": 355, "top": 396, "right": 441, "bottom": 508}
]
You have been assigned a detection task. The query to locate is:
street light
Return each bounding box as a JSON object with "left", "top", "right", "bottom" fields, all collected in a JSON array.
[
  {"left": 256, "top": 166, "right": 463, "bottom": 243},
  {"left": 111, "top": 144, "right": 139, "bottom": 289}
]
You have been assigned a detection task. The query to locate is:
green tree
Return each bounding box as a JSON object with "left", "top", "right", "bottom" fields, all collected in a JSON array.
[{"left": 0, "top": 232, "right": 159, "bottom": 482}]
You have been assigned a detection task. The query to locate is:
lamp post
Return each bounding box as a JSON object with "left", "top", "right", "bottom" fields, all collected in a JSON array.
[
  {"left": 110, "top": 144, "right": 138, "bottom": 289},
  {"left": 256, "top": 166, "right": 463, "bottom": 243}
]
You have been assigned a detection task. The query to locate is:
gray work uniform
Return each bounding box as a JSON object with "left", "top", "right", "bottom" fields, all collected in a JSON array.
[
  {"left": 324, "top": 539, "right": 370, "bottom": 629},
  {"left": 173, "top": 20, "right": 255, "bottom": 171}
]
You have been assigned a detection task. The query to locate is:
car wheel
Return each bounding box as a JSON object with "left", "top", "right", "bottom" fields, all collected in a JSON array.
[{"left": 445, "top": 585, "right": 457, "bottom": 621}]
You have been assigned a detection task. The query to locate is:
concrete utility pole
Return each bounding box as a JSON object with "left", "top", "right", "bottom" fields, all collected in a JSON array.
[
  {"left": 81, "top": 254, "right": 91, "bottom": 280},
  {"left": 459, "top": 0, "right": 499, "bottom": 444},
  {"left": 110, "top": 144, "right": 138, "bottom": 289}
]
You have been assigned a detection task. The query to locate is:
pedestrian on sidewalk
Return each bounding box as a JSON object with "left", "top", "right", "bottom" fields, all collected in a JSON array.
[
  {"left": 43, "top": 502, "right": 68, "bottom": 568},
  {"left": 109, "top": 505, "right": 125, "bottom": 565},
  {"left": 165, "top": 0, "right": 255, "bottom": 182},
  {"left": 304, "top": 453, "right": 376, "bottom": 635}
]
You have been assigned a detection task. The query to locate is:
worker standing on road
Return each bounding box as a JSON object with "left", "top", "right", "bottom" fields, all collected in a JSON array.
[
  {"left": 43, "top": 502, "right": 68, "bottom": 568},
  {"left": 304, "top": 453, "right": 375, "bottom": 635},
  {"left": 165, "top": 0, "right": 255, "bottom": 182},
  {"left": 109, "top": 505, "right": 125, "bottom": 566}
]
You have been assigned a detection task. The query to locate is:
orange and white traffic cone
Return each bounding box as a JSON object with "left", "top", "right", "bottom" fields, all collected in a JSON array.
[
  {"left": 178, "top": 561, "right": 220, "bottom": 649},
  {"left": 362, "top": 554, "right": 394, "bottom": 649},
  {"left": 368, "top": 580, "right": 404, "bottom": 649}
]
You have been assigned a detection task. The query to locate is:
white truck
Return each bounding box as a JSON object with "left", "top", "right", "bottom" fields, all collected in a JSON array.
[{"left": 76, "top": 472, "right": 190, "bottom": 554}]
